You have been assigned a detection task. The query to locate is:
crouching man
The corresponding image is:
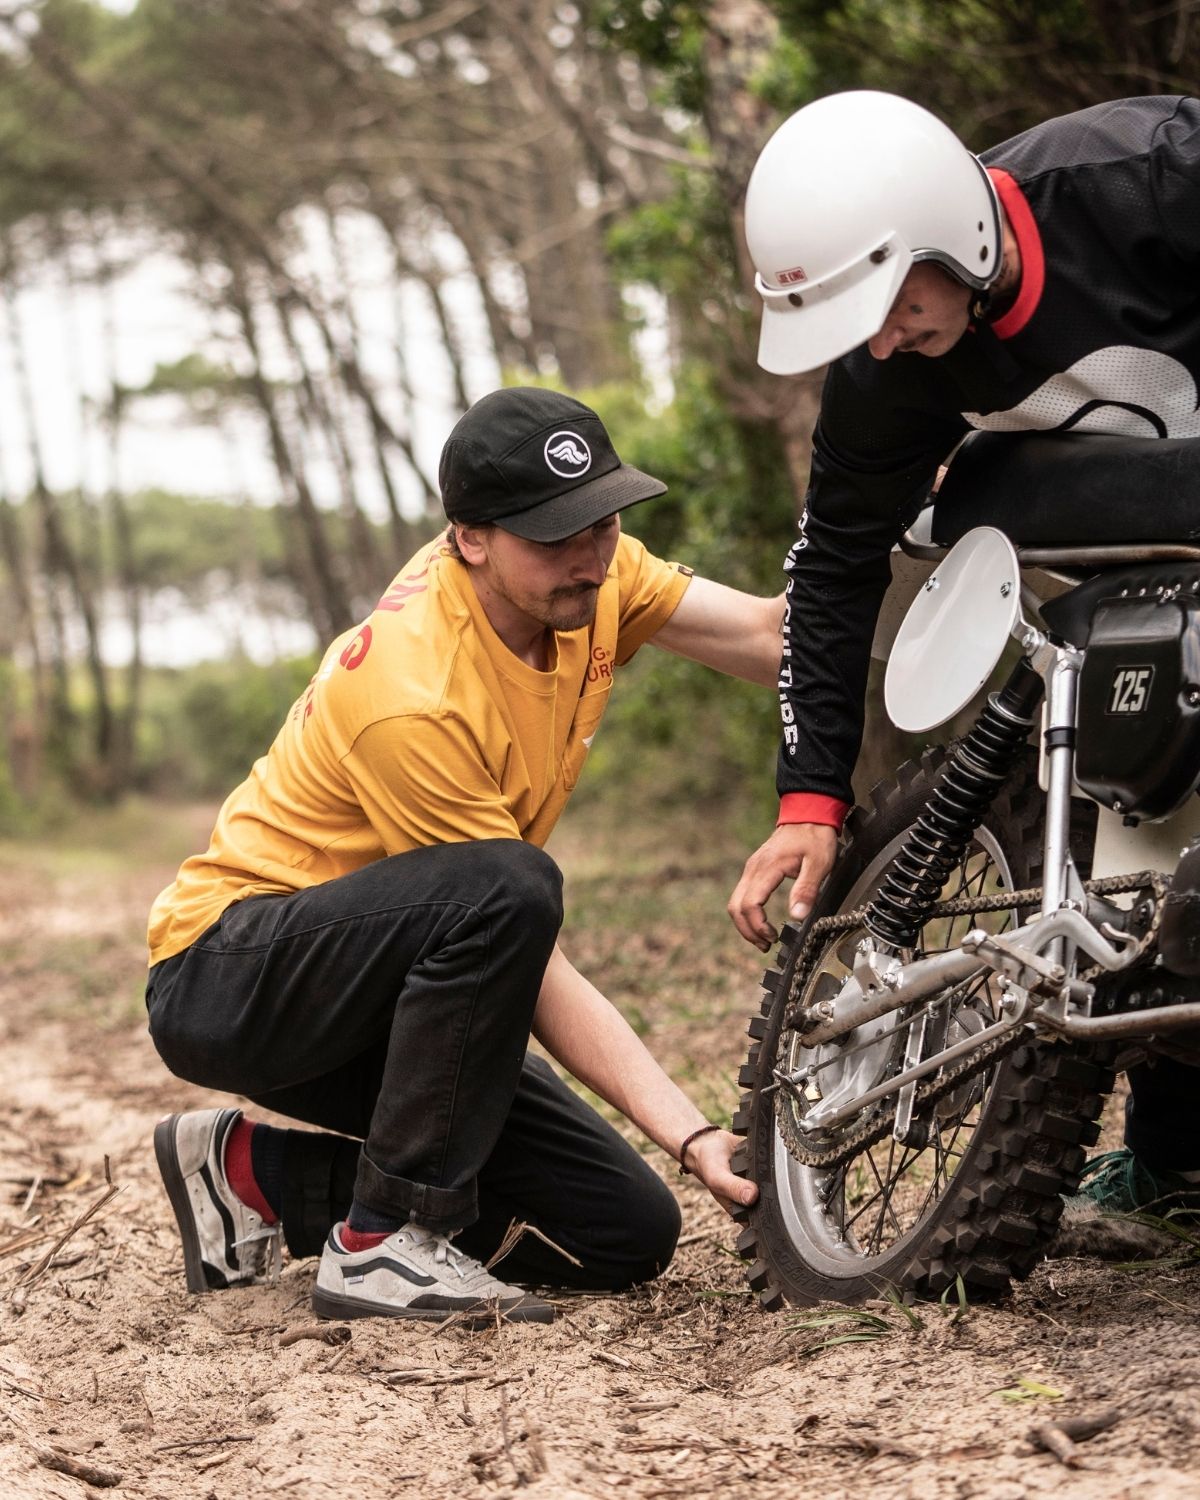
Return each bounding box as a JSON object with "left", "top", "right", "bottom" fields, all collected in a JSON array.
[{"left": 146, "top": 386, "right": 777, "bottom": 1325}]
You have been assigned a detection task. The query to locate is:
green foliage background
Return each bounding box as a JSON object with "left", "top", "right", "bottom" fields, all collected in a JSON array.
[{"left": 2, "top": 0, "right": 1194, "bottom": 832}]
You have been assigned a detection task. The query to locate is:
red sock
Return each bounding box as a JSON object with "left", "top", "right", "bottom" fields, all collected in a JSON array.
[
  {"left": 338, "top": 1224, "right": 389, "bottom": 1252},
  {"left": 223, "top": 1117, "right": 278, "bottom": 1225}
]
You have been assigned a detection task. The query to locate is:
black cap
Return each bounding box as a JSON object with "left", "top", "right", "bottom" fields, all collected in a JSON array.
[{"left": 439, "top": 387, "right": 667, "bottom": 543}]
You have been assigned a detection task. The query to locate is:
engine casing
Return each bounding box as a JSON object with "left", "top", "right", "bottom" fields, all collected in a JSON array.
[{"left": 1075, "top": 592, "right": 1200, "bottom": 822}]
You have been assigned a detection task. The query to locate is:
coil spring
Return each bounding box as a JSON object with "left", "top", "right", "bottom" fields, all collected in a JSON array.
[{"left": 865, "top": 662, "right": 1044, "bottom": 949}]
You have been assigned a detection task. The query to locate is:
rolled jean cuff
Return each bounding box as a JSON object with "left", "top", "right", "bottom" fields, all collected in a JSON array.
[{"left": 354, "top": 1149, "right": 478, "bottom": 1231}]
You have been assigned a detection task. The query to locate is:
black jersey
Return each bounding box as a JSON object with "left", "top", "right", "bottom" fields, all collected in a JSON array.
[{"left": 779, "top": 94, "right": 1200, "bottom": 815}]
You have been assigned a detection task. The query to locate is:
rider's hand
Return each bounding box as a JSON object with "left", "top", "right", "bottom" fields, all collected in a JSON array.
[
  {"left": 728, "top": 822, "right": 838, "bottom": 951},
  {"left": 684, "top": 1129, "right": 758, "bottom": 1217}
]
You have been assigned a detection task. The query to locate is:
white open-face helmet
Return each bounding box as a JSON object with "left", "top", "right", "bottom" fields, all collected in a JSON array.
[{"left": 745, "top": 91, "right": 1002, "bottom": 375}]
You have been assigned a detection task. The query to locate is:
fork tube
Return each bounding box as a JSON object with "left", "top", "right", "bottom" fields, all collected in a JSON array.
[{"left": 1041, "top": 647, "right": 1082, "bottom": 948}]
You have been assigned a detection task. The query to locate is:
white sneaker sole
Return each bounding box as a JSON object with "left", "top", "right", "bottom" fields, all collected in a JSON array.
[
  {"left": 154, "top": 1109, "right": 240, "bottom": 1294},
  {"left": 311, "top": 1282, "right": 554, "bottom": 1325}
]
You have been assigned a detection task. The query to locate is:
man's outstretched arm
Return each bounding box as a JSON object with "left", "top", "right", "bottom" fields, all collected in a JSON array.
[
  {"left": 646, "top": 573, "right": 840, "bottom": 947},
  {"left": 649, "top": 574, "right": 785, "bottom": 688},
  {"left": 531, "top": 944, "right": 758, "bottom": 1216}
]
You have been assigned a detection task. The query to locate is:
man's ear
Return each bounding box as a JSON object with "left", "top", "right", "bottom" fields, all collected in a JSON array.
[{"left": 455, "top": 523, "right": 490, "bottom": 565}]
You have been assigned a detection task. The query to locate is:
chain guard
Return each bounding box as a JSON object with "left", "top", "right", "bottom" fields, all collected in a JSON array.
[{"left": 773, "top": 871, "right": 1166, "bottom": 1172}]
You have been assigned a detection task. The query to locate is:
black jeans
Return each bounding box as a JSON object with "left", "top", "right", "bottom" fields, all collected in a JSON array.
[{"left": 146, "top": 839, "right": 680, "bottom": 1288}]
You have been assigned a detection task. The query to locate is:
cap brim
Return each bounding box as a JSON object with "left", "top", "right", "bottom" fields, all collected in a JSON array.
[
  {"left": 492, "top": 463, "right": 667, "bottom": 542},
  {"left": 757, "top": 252, "right": 909, "bottom": 375}
]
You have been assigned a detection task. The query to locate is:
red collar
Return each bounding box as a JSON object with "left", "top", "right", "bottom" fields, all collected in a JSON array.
[{"left": 985, "top": 167, "right": 1044, "bottom": 340}]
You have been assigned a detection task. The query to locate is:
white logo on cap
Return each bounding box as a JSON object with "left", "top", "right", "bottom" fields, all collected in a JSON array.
[{"left": 544, "top": 431, "right": 592, "bottom": 478}]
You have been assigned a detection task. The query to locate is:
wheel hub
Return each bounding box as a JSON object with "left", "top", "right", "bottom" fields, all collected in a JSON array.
[{"left": 781, "top": 967, "right": 900, "bottom": 1142}]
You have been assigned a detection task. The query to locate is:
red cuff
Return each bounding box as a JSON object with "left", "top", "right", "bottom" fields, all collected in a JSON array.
[{"left": 777, "top": 792, "right": 849, "bottom": 831}]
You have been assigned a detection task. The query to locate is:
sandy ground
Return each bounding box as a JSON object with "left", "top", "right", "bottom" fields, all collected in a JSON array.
[{"left": 1, "top": 806, "right": 1199, "bottom": 1499}]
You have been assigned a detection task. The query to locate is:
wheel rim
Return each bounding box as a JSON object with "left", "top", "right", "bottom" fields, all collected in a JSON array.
[{"left": 771, "top": 825, "right": 1019, "bottom": 1278}]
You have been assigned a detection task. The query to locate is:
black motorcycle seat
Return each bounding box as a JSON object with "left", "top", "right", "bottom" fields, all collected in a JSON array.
[{"left": 932, "top": 431, "right": 1200, "bottom": 547}]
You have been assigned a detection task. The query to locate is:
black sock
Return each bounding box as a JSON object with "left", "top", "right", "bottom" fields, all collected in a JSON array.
[
  {"left": 346, "top": 1197, "right": 407, "bottom": 1235},
  {"left": 247, "top": 1124, "right": 287, "bottom": 1218}
]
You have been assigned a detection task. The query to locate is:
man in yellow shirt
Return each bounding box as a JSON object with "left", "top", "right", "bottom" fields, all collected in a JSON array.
[{"left": 148, "top": 386, "right": 782, "bottom": 1325}]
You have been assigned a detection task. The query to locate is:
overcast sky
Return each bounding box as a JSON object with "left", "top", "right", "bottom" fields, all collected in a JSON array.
[{"left": 0, "top": 212, "right": 499, "bottom": 520}]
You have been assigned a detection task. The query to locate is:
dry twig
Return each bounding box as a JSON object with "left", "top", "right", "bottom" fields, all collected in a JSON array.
[
  {"left": 1029, "top": 1408, "right": 1120, "bottom": 1468},
  {"left": 35, "top": 1447, "right": 122, "bottom": 1488},
  {"left": 19, "top": 1174, "right": 41, "bottom": 1217},
  {"left": 0, "top": 1229, "right": 52, "bottom": 1260},
  {"left": 592, "top": 1350, "right": 632, "bottom": 1370},
  {"left": 484, "top": 1217, "right": 583, "bottom": 1271},
  {"left": 381, "top": 1365, "right": 500, "bottom": 1388},
  {"left": 15, "top": 1159, "right": 122, "bottom": 1293},
  {"left": 278, "top": 1322, "right": 351, "bottom": 1348},
  {"left": 155, "top": 1434, "right": 254, "bottom": 1455}
]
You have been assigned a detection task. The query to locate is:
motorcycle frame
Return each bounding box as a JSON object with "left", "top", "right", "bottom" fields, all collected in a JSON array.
[{"left": 785, "top": 615, "right": 1200, "bottom": 1137}]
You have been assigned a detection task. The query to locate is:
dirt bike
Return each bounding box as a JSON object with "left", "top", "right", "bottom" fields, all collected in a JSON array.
[{"left": 734, "top": 430, "right": 1200, "bottom": 1308}]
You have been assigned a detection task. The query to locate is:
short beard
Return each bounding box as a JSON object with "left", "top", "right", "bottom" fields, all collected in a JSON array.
[{"left": 544, "top": 586, "right": 600, "bottom": 632}]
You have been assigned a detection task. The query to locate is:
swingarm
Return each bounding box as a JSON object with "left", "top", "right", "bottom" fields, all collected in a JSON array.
[
  {"left": 797, "top": 904, "right": 1136, "bottom": 1049},
  {"left": 776, "top": 904, "right": 1200, "bottom": 1139}
]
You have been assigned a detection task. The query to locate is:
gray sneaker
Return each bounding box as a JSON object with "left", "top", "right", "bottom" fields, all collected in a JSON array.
[
  {"left": 312, "top": 1222, "right": 554, "bottom": 1324},
  {"left": 154, "top": 1108, "right": 282, "bottom": 1293}
]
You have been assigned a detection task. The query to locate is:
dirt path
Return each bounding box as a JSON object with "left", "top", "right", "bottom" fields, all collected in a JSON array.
[{"left": 1, "top": 805, "right": 1198, "bottom": 1499}]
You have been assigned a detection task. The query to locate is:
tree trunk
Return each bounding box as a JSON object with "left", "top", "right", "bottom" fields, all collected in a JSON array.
[
  {"left": 700, "top": 0, "right": 817, "bottom": 512},
  {"left": 95, "top": 226, "right": 143, "bottom": 792},
  {"left": 226, "top": 252, "right": 354, "bottom": 640},
  {"left": 270, "top": 287, "right": 378, "bottom": 610},
  {"left": 2, "top": 245, "right": 114, "bottom": 787},
  {"left": 0, "top": 491, "right": 46, "bottom": 799}
]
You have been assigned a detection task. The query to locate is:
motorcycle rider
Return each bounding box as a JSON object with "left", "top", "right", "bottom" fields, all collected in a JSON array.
[{"left": 731, "top": 90, "right": 1200, "bottom": 1217}]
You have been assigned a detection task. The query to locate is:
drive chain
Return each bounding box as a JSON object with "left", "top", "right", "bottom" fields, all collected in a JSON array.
[{"left": 774, "top": 870, "right": 1166, "bottom": 1171}]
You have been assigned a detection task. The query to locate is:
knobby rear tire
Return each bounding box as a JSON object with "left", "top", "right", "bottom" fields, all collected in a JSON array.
[{"left": 732, "top": 748, "right": 1115, "bottom": 1309}]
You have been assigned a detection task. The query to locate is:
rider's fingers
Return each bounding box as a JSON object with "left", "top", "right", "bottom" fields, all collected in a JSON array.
[
  {"left": 726, "top": 888, "right": 753, "bottom": 944},
  {"left": 751, "top": 908, "right": 777, "bottom": 950},
  {"left": 742, "top": 899, "right": 778, "bottom": 951},
  {"left": 788, "top": 866, "right": 821, "bottom": 921},
  {"left": 735, "top": 906, "right": 774, "bottom": 952},
  {"left": 787, "top": 832, "right": 837, "bottom": 921},
  {"left": 728, "top": 867, "right": 779, "bottom": 950},
  {"left": 732, "top": 1174, "right": 759, "bottom": 1207}
]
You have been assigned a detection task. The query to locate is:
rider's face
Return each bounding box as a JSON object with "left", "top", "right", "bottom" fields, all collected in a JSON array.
[{"left": 867, "top": 263, "right": 973, "bottom": 361}]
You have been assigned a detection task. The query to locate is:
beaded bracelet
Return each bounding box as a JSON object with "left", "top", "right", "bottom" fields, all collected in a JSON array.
[{"left": 677, "top": 1123, "right": 722, "bottom": 1176}]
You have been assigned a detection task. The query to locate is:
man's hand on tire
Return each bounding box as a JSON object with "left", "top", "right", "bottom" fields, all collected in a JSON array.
[{"left": 686, "top": 1129, "right": 759, "bottom": 1216}]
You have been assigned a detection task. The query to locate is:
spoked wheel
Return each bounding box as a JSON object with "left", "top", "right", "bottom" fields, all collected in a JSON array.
[{"left": 734, "top": 749, "right": 1115, "bottom": 1308}]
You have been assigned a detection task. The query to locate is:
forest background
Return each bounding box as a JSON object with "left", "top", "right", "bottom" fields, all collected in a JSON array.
[{"left": 1, "top": 0, "right": 1196, "bottom": 834}]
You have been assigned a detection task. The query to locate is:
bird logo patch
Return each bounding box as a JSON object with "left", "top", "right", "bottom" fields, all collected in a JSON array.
[{"left": 544, "top": 431, "right": 592, "bottom": 478}]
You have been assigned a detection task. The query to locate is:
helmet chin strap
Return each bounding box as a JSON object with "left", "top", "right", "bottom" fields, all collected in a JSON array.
[{"left": 977, "top": 251, "right": 1020, "bottom": 322}]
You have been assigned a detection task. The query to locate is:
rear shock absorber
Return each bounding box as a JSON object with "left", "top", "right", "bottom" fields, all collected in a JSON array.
[{"left": 865, "top": 657, "right": 1045, "bottom": 949}]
